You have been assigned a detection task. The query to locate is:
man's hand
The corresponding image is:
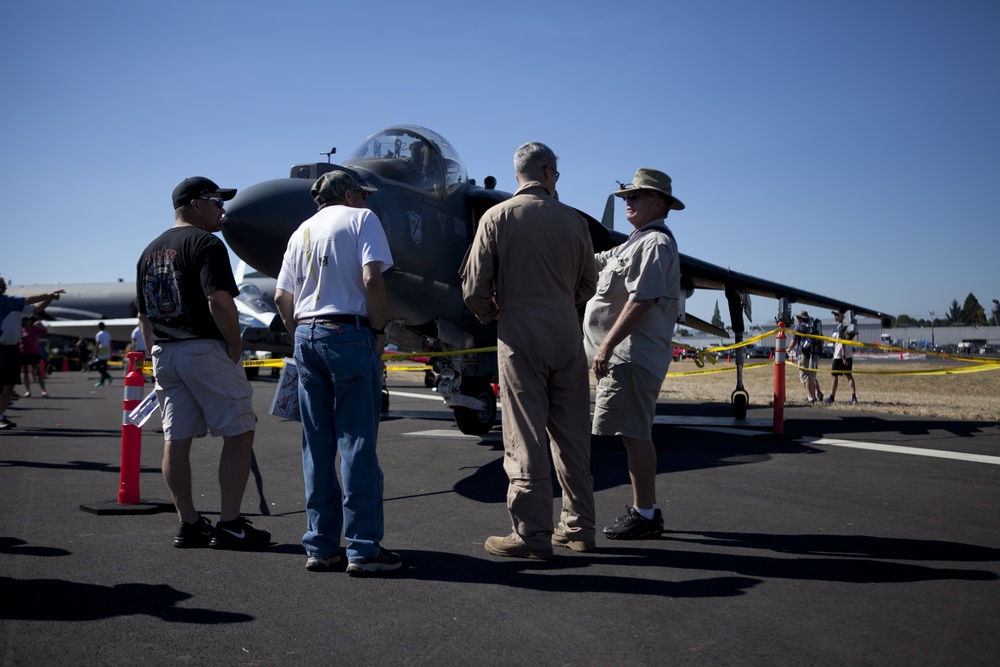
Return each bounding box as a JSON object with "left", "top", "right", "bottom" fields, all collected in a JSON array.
[
  {"left": 593, "top": 346, "right": 612, "bottom": 379},
  {"left": 226, "top": 341, "right": 243, "bottom": 365}
]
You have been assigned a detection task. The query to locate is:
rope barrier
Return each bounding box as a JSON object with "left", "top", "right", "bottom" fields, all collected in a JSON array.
[{"left": 130, "top": 330, "right": 998, "bottom": 377}]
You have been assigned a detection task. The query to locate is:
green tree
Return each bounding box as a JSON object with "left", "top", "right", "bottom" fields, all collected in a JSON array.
[
  {"left": 946, "top": 299, "right": 963, "bottom": 324},
  {"left": 711, "top": 300, "right": 726, "bottom": 329},
  {"left": 962, "top": 293, "right": 987, "bottom": 325}
]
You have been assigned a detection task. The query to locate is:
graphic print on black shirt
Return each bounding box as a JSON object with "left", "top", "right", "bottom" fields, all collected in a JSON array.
[{"left": 143, "top": 246, "right": 184, "bottom": 321}]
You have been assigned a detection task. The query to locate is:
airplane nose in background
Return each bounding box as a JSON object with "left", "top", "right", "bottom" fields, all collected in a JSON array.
[{"left": 221, "top": 178, "right": 318, "bottom": 279}]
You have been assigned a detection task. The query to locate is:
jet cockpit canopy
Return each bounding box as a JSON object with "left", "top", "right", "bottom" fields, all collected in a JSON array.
[{"left": 345, "top": 125, "right": 467, "bottom": 198}]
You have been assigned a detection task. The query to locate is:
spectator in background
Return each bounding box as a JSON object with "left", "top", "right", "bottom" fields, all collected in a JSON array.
[
  {"left": 94, "top": 322, "right": 112, "bottom": 387},
  {"left": 20, "top": 316, "right": 48, "bottom": 397},
  {"left": 825, "top": 310, "right": 857, "bottom": 405},
  {"left": 0, "top": 275, "right": 62, "bottom": 430},
  {"left": 788, "top": 309, "right": 822, "bottom": 403},
  {"left": 74, "top": 337, "right": 89, "bottom": 372}
]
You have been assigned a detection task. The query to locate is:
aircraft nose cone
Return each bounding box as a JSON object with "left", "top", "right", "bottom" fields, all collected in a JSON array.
[{"left": 222, "top": 179, "right": 317, "bottom": 278}]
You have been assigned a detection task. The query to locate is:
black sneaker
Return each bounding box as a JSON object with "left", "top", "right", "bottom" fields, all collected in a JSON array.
[
  {"left": 209, "top": 516, "right": 271, "bottom": 550},
  {"left": 173, "top": 516, "right": 214, "bottom": 548},
  {"left": 0, "top": 417, "right": 16, "bottom": 431},
  {"left": 603, "top": 506, "right": 664, "bottom": 540},
  {"left": 345, "top": 548, "right": 402, "bottom": 576}
]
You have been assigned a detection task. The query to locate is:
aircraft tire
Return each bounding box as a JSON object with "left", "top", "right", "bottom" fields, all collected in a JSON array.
[
  {"left": 245, "top": 366, "right": 260, "bottom": 380},
  {"left": 453, "top": 380, "right": 497, "bottom": 436},
  {"left": 732, "top": 391, "right": 748, "bottom": 420}
]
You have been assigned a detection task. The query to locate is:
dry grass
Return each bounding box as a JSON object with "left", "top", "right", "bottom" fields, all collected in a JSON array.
[
  {"left": 659, "top": 357, "right": 1000, "bottom": 422},
  {"left": 388, "top": 356, "right": 1000, "bottom": 423}
]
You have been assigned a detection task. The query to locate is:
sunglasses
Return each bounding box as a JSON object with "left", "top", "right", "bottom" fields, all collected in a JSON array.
[{"left": 198, "top": 196, "right": 225, "bottom": 209}]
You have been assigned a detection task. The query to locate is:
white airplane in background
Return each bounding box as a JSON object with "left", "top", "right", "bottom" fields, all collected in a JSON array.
[{"left": 6, "top": 263, "right": 278, "bottom": 345}]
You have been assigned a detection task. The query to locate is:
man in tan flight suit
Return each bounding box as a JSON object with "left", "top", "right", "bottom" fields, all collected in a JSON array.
[{"left": 462, "top": 142, "right": 598, "bottom": 559}]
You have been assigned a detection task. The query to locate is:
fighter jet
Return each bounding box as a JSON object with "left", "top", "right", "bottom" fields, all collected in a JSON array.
[{"left": 222, "top": 125, "right": 894, "bottom": 433}]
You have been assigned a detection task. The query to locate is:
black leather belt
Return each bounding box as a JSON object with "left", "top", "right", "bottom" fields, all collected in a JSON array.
[{"left": 299, "top": 314, "right": 372, "bottom": 329}]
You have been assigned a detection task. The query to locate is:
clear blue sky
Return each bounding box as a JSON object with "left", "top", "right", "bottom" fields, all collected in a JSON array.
[{"left": 2, "top": 0, "right": 997, "bottom": 326}]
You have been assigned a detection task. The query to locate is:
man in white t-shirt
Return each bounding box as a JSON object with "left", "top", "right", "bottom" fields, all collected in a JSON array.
[
  {"left": 825, "top": 310, "right": 857, "bottom": 405},
  {"left": 274, "top": 169, "right": 400, "bottom": 576},
  {"left": 94, "top": 322, "right": 112, "bottom": 387}
]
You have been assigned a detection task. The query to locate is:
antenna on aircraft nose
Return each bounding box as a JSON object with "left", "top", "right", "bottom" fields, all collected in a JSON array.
[{"left": 320, "top": 147, "right": 336, "bottom": 163}]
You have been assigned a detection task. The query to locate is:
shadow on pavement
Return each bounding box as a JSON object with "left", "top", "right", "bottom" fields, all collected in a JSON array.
[{"left": 0, "top": 577, "right": 254, "bottom": 624}]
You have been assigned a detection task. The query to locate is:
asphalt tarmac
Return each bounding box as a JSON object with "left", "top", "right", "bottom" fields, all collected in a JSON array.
[{"left": 2, "top": 369, "right": 999, "bottom": 666}]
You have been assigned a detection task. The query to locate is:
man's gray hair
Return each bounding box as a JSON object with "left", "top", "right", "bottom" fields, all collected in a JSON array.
[{"left": 513, "top": 142, "right": 557, "bottom": 178}]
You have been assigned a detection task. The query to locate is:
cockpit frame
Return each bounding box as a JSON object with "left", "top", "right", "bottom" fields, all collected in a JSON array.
[{"left": 345, "top": 125, "right": 467, "bottom": 199}]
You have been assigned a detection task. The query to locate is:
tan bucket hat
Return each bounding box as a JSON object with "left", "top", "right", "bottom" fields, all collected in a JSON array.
[{"left": 612, "top": 168, "right": 685, "bottom": 210}]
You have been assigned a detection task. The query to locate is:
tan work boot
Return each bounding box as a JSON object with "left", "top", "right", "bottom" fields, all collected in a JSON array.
[
  {"left": 551, "top": 532, "right": 597, "bottom": 552},
  {"left": 484, "top": 533, "right": 552, "bottom": 559}
]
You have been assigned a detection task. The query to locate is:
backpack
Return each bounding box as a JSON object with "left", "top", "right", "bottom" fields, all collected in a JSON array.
[{"left": 799, "top": 318, "right": 822, "bottom": 355}]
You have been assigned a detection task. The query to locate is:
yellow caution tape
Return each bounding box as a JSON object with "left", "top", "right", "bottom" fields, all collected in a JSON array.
[
  {"left": 666, "top": 361, "right": 773, "bottom": 377},
  {"left": 132, "top": 330, "right": 997, "bottom": 379}
]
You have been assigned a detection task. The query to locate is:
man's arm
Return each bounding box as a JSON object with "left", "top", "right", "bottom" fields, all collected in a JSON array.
[
  {"left": 206, "top": 290, "right": 243, "bottom": 364},
  {"left": 592, "top": 298, "right": 655, "bottom": 378},
  {"left": 137, "top": 314, "right": 154, "bottom": 353},
  {"left": 460, "top": 225, "right": 500, "bottom": 323},
  {"left": 274, "top": 289, "right": 297, "bottom": 336},
  {"left": 575, "top": 239, "right": 598, "bottom": 308},
  {"left": 24, "top": 289, "right": 64, "bottom": 313},
  {"left": 363, "top": 262, "right": 387, "bottom": 354}
]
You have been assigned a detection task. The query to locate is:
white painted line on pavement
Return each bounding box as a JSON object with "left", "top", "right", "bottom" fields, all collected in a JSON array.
[
  {"left": 680, "top": 426, "right": 1000, "bottom": 466},
  {"left": 389, "top": 390, "right": 445, "bottom": 401},
  {"left": 401, "top": 428, "right": 501, "bottom": 440},
  {"left": 802, "top": 436, "right": 1000, "bottom": 466}
]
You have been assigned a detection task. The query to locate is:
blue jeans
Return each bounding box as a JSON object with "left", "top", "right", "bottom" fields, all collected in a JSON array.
[{"left": 295, "top": 322, "right": 384, "bottom": 562}]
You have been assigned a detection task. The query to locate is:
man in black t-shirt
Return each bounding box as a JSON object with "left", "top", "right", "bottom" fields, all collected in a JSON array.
[{"left": 136, "top": 176, "right": 269, "bottom": 550}]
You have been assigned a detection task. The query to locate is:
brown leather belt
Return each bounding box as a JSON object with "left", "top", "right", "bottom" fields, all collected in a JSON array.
[{"left": 299, "top": 314, "right": 372, "bottom": 329}]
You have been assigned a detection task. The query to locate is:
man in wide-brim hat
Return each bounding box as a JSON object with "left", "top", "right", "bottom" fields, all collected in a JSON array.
[{"left": 583, "top": 167, "right": 684, "bottom": 541}]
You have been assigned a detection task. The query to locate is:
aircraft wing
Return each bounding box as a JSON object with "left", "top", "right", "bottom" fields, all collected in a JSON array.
[
  {"left": 679, "top": 254, "right": 894, "bottom": 326},
  {"left": 580, "top": 211, "right": 894, "bottom": 329}
]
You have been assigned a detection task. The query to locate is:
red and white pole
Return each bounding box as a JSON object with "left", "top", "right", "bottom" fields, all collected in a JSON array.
[
  {"left": 772, "top": 321, "right": 787, "bottom": 436},
  {"left": 118, "top": 351, "right": 145, "bottom": 504}
]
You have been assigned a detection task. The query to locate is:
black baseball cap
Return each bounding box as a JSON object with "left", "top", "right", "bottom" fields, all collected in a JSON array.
[{"left": 172, "top": 176, "right": 237, "bottom": 209}]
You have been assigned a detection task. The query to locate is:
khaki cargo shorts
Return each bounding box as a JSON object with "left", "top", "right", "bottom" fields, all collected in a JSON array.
[
  {"left": 152, "top": 339, "right": 256, "bottom": 440},
  {"left": 592, "top": 362, "right": 664, "bottom": 440}
]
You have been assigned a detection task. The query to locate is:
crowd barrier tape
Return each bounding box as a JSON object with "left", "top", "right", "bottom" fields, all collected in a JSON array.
[
  {"left": 133, "top": 330, "right": 997, "bottom": 377},
  {"left": 667, "top": 361, "right": 774, "bottom": 377},
  {"left": 669, "top": 328, "right": 999, "bottom": 376},
  {"left": 778, "top": 329, "right": 1000, "bottom": 375}
]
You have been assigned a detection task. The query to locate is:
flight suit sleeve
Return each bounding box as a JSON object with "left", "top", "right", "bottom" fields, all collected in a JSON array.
[
  {"left": 460, "top": 217, "right": 500, "bottom": 323},
  {"left": 575, "top": 227, "right": 598, "bottom": 308}
]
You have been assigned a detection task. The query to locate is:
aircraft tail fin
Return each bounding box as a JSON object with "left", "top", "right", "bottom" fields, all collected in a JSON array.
[{"left": 601, "top": 195, "right": 615, "bottom": 229}]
